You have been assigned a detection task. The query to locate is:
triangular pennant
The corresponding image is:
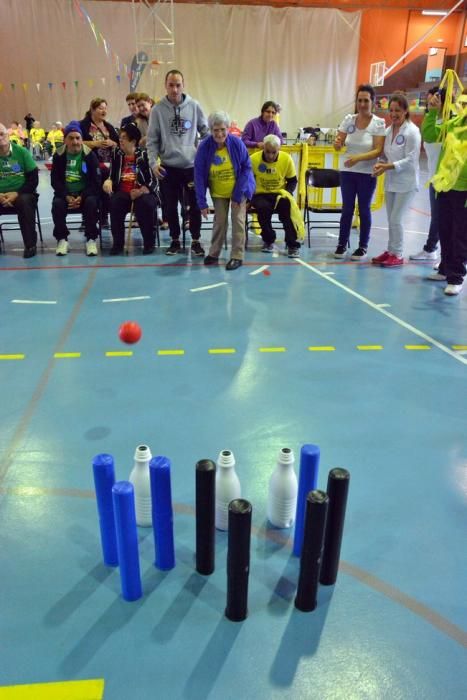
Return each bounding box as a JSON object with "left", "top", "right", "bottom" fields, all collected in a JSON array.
[
  {"left": 101, "top": 77, "right": 106, "bottom": 86},
  {"left": 116, "top": 75, "right": 121, "bottom": 82},
  {"left": 48, "top": 82, "right": 53, "bottom": 90},
  {"left": 10, "top": 83, "right": 15, "bottom": 90},
  {"left": 74, "top": 80, "right": 79, "bottom": 88},
  {"left": 88, "top": 79, "right": 94, "bottom": 88},
  {"left": 0, "top": 83, "right": 3, "bottom": 92},
  {"left": 22, "top": 82, "right": 28, "bottom": 91},
  {"left": 36, "top": 83, "right": 40, "bottom": 92},
  {"left": 61, "top": 81, "right": 66, "bottom": 90}
]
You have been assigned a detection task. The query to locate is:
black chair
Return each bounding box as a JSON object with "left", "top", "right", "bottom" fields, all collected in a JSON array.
[
  {"left": 0, "top": 195, "right": 43, "bottom": 253},
  {"left": 303, "top": 168, "right": 342, "bottom": 247}
]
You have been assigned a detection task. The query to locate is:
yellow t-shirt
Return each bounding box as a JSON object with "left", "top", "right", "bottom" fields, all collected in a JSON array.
[
  {"left": 209, "top": 147, "right": 235, "bottom": 199},
  {"left": 250, "top": 150, "right": 296, "bottom": 194},
  {"left": 30, "top": 128, "right": 46, "bottom": 145}
]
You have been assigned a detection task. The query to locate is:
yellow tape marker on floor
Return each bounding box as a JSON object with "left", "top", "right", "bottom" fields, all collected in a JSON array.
[
  {"left": 157, "top": 349, "right": 185, "bottom": 356},
  {"left": 54, "top": 352, "right": 81, "bottom": 359},
  {"left": 208, "top": 348, "right": 236, "bottom": 354},
  {"left": 105, "top": 351, "right": 133, "bottom": 357},
  {"left": 259, "top": 347, "right": 286, "bottom": 353},
  {"left": 0, "top": 354, "right": 25, "bottom": 360},
  {"left": 308, "top": 346, "right": 335, "bottom": 352},
  {"left": 0, "top": 678, "right": 104, "bottom": 699},
  {"left": 357, "top": 345, "right": 383, "bottom": 351},
  {"left": 404, "top": 345, "right": 431, "bottom": 351},
  {"left": 452, "top": 345, "right": 467, "bottom": 351}
]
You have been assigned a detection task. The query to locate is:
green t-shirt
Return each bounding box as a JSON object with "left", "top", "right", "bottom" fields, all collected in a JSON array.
[
  {"left": 65, "top": 151, "right": 85, "bottom": 194},
  {"left": 0, "top": 142, "right": 37, "bottom": 193}
]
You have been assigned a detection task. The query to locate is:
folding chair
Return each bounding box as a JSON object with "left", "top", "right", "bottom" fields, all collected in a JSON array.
[
  {"left": 0, "top": 196, "right": 43, "bottom": 252},
  {"left": 303, "top": 168, "right": 342, "bottom": 247}
]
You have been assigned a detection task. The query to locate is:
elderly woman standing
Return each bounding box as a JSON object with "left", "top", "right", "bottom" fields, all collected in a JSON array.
[
  {"left": 372, "top": 92, "right": 421, "bottom": 267},
  {"left": 241, "top": 101, "right": 284, "bottom": 149},
  {"left": 194, "top": 111, "right": 255, "bottom": 270}
]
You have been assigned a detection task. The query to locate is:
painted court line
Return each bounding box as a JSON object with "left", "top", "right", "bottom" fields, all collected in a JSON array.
[
  {"left": 452, "top": 345, "right": 467, "bottom": 351},
  {"left": 190, "top": 282, "right": 228, "bottom": 293},
  {"left": 105, "top": 351, "right": 133, "bottom": 357},
  {"left": 249, "top": 265, "right": 270, "bottom": 276},
  {"left": 308, "top": 346, "right": 335, "bottom": 352},
  {"left": 0, "top": 354, "right": 25, "bottom": 360},
  {"left": 11, "top": 299, "right": 57, "bottom": 305},
  {"left": 376, "top": 303, "right": 391, "bottom": 308},
  {"left": 357, "top": 345, "right": 383, "bottom": 351},
  {"left": 296, "top": 258, "right": 467, "bottom": 366},
  {"left": 53, "top": 352, "right": 81, "bottom": 359},
  {"left": 259, "top": 347, "right": 286, "bottom": 353},
  {"left": 405, "top": 344, "right": 431, "bottom": 351},
  {"left": 102, "top": 295, "right": 151, "bottom": 303},
  {"left": 208, "top": 348, "right": 236, "bottom": 354},
  {"left": 157, "top": 349, "right": 185, "bottom": 356}
]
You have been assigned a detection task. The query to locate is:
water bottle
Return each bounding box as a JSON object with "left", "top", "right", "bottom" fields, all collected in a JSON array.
[
  {"left": 215, "top": 450, "right": 241, "bottom": 531},
  {"left": 128, "top": 444, "right": 153, "bottom": 527},
  {"left": 267, "top": 447, "right": 298, "bottom": 528}
]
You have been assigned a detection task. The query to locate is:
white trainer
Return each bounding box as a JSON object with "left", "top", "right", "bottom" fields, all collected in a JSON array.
[
  {"left": 86, "top": 239, "right": 98, "bottom": 257},
  {"left": 55, "top": 239, "right": 69, "bottom": 256},
  {"left": 427, "top": 272, "right": 447, "bottom": 281},
  {"left": 444, "top": 284, "right": 463, "bottom": 296},
  {"left": 409, "top": 250, "right": 439, "bottom": 261}
]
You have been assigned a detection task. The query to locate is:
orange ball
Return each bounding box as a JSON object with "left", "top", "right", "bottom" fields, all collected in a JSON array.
[{"left": 119, "top": 321, "right": 142, "bottom": 344}]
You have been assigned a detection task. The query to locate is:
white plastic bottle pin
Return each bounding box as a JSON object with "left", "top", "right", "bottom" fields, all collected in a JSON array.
[
  {"left": 128, "top": 444, "right": 153, "bottom": 527},
  {"left": 267, "top": 447, "right": 298, "bottom": 528},
  {"left": 215, "top": 449, "right": 241, "bottom": 531}
]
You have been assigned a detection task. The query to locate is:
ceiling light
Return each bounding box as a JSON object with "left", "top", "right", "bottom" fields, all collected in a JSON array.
[{"left": 422, "top": 10, "right": 448, "bottom": 15}]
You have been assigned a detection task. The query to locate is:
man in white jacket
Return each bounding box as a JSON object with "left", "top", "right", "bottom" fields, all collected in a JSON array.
[{"left": 147, "top": 70, "right": 208, "bottom": 256}]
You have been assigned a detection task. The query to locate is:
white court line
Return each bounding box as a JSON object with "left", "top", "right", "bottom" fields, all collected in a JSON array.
[
  {"left": 322, "top": 271, "right": 335, "bottom": 276},
  {"left": 11, "top": 299, "right": 57, "bottom": 305},
  {"left": 190, "top": 282, "right": 228, "bottom": 293},
  {"left": 376, "top": 303, "right": 391, "bottom": 308},
  {"left": 297, "top": 258, "right": 467, "bottom": 366},
  {"left": 249, "top": 265, "right": 270, "bottom": 276},
  {"left": 102, "top": 296, "right": 151, "bottom": 303}
]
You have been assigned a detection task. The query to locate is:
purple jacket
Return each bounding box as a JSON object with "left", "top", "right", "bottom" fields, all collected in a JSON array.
[{"left": 241, "top": 117, "right": 284, "bottom": 148}]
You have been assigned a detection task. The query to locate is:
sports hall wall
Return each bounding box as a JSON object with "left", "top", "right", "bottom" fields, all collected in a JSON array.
[{"left": 0, "top": 0, "right": 360, "bottom": 136}]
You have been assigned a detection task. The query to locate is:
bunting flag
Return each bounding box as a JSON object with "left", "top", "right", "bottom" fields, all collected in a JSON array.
[
  {"left": 22, "top": 82, "right": 28, "bottom": 91},
  {"left": 0, "top": 83, "right": 3, "bottom": 92},
  {"left": 74, "top": 80, "right": 79, "bottom": 89},
  {"left": 61, "top": 81, "right": 66, "bottom": 90},
  {"left": 116, "top": 75, "right": 121, "bottom": 83},
  {"left": 10, "top": 83, "right": 15, "bottom": 90},
  {"left": 88, "top": 78, "right": 94, "bottom": 88},
  {"left": 36, "top": 83, "right": 40, "bottom": 92},
  {"left": 48, "top": 82, "right": 53, "bottom": 90},
  {"left": 101, "top": 77, "right": 106, "bottom": 86}
]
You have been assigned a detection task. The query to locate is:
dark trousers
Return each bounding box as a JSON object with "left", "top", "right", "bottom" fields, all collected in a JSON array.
[
  {"left": 339, "top": 171, "right": 377, "bottom": 249},
  {"left": 52, "top": 194, "right": 99, "bottom": 241},
  {"left": 424, "top": 184, "right": 440, "bottom": 253},
  {"left": 437, "top": 190, "right": 467, "bottom": 285},
  {"left": 160, "top": 165, "right": 201, "bottom": 240},
  {"left": 0, "top": 193, "right": 37, "bottom": 248},
  {"left": 251, "top": 193, "right": 299, "bottom": 248},
  {"left": 110, "top": 191, "right": 157, "bottom": 249}
]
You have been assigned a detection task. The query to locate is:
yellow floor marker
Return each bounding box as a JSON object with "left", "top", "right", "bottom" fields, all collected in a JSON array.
[
  {"left": 0, "top": 354, "right": 25, "bottom": 360},
  {"left": 404, "top": 345, "right": 431, "bottom": 351},
  {"left": 356, "top": 345, "right": 383, "bottom": 351},
  {"left": 308, "top": 346, "right": 336, "bottom": 352},
  {"left": 208, "top": 348, "right": 236, "bottom": 354},
  {"left": 157, "top": 349, "right": 185, "bottom": 356},
  {"left": 105, "top": 351, "right": 133, "bottom": 357},
  {"left": 452, "top": 345, "right": 467, "bottom": 351},
  {"left": 54, "top": 353, "right": 81, "bottom": 359},
  {"left": 259, "top": 347, "right": 286, "bottom": 353},
  {"left": 0, "top": 678, "right": 104, "bottom": 699}
]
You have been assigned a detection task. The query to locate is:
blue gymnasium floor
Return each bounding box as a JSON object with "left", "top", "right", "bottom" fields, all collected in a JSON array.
[{"left": 0, "top": 168, "right": 466, "bottom": 699}]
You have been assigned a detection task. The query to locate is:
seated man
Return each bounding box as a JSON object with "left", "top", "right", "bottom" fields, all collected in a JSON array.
[
  {"left": 249, "top": 135, "right": 303, "bottom": 257},
  {"left": 50, "top": 121, "right": 101, "bottom": 256},
  {"left": 0, "top": 122, "right": 39, "bottom": 258}
]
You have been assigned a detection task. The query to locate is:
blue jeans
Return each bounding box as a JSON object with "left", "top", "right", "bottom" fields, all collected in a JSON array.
[
  {"left": 339, "top": 171, "right": 377, "bottom": 249},
  {"left": 424, "top": 184, "right": 440, "bottom": 252}
]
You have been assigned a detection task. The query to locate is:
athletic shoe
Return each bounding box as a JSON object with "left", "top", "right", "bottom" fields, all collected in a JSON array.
[
  {"left": 380, "top": 253, "right": 404, "bottom": 267},
  {"left": 372, "top": 251, "right": 390, "bottom": 264},
  {"left": 204, "top": 255, "right": 219, "bottom": 266},
  {"left": 23, "top": 246, "right": 37, "bottom": 259},
  {"left": 226, "top": 259, "right": 242, "bottom": 270},
  {"left": 191, "top": 240, "right": 205, "bottom": 257},
  {"left": 261, "top": 243, "right": 274, "bottom": 253},
  {"left": 287, "top": 247, "right": 300, "bottom": 258},
  {"left": 333, "top": 244, "right": 347, "bottom": 259},
  {"left": 86, "top": 239, "right": 98, "bottom": 257},
  {"left": 350, "top": 247, "right": 367, "bottom": 261},
  {"left": 409, "top": 249, "right": 439, "bottom": 261},
  {"left": 444, "top": 283, "right": 463, "bottom": 296},
  {"left": 166, "top": 240, "right": 181, "bottom": 255},
  {"left": 56, "top": 239, "right": 69, "bottom": 256},
  {"left": 427, "top": 272, "right": 447, "bottom": 281}
]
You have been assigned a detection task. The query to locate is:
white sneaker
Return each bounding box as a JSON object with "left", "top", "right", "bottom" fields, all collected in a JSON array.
[
  {"left": 55, "top": 239, "right": 69, "bottom": 256},
  {"left": 427, "top": 272, "right": 447, "bottom": 281},
  {"left": 86, "top": 239, "right": 98, "bottom": 257},
  {"left": 409, "top": 249, "right": 439, "bottom": 261},
  {"left": 444, "top": 283, "right": 463, "bottom": 296}
]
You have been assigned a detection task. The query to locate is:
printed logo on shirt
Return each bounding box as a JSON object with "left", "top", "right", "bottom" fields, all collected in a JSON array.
[
  {"left": 258, "top": 163, "right": 276, "bottom": 174},
  {"left": 347, "top": 124, "right": 356, "bottom": 134},
  {"left": 395, "top": 134, "right": 405, "bottom": 145},
  {"left": 184, "top": 120, "right": 192, "bottom": 129},
  {"left": 0, "top": 160, "right": 23, "bottom": 178},
  {"left": 213, "top": 154, "right": 227, "bottom": 166},
  {"left": 170, "top": 109, "right": 189, "bottom": 138}
]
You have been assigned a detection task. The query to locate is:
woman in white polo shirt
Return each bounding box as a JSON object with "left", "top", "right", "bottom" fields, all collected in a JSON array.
[
  {"left": 372, "top": 92, "right": 421, "bottom": 267},
  {"left": 333, "top": 83, "right": 385, "bottom": 261}
]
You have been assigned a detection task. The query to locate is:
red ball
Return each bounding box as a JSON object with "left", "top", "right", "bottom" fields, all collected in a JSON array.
[{"left": 119, "top": 321, "right": 142, "bottom": 344}]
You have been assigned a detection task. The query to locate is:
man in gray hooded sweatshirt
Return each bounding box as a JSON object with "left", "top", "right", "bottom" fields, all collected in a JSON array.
[{"left": 147, "top": 70, "right": 209, "bottom": 256}]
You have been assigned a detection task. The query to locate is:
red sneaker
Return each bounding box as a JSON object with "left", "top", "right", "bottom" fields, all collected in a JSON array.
[
  {"left": 381, "top": 253, "right": 404, "bottom": 267},
  {"left": 372, "top": 251, "right": 390, "bottom": 264}
]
